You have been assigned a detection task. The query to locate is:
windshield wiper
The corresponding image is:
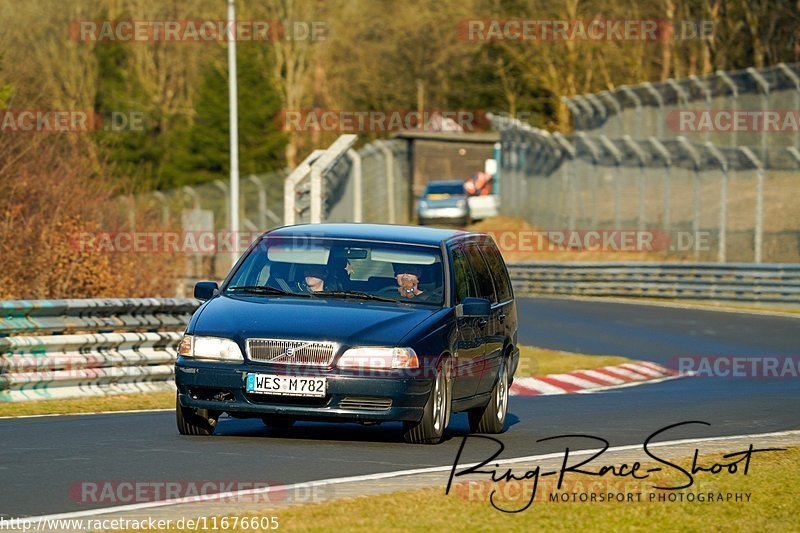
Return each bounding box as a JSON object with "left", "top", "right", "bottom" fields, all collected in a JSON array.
[
  {"left": 314, "top": 290, "right": 397, "bottom": 303},
  {"left": 226, "top": 285, "right": 311, "bottom": 298}
]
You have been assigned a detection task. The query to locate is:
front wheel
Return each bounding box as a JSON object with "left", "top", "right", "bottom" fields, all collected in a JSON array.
[
  {"left": 468, "top": 357, "right": 509, "bottom": 434},
  {"left": 403, "top": 360, "right": 451, "bottom": 444},
  {"left": 176, "top": 394, "right": 218, "bottom": 436}
]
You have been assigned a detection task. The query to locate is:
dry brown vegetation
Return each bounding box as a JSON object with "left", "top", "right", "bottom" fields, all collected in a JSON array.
[{"left": 0, "top": 137, "right": 183, "bottom": 300}]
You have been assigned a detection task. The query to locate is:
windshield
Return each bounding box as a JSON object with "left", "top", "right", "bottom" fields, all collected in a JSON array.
[
  {"left": 226, "top": 237, "right": 445, "bottom": 306},
  {"left": 425, "top": 182, "right": 465, "bottom": 196}
]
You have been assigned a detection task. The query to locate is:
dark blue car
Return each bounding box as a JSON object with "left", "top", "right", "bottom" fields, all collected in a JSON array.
[{"left": 176, "top": 223, "right": 518, "bottom": 444}]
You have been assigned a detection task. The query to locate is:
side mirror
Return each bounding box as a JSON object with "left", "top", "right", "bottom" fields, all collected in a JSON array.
[
  {"left": 461, "top": 297, "right": 491, "bottom": 318},
  {"left": 194, "top": 281, "right": 219, "bottom": 301}
]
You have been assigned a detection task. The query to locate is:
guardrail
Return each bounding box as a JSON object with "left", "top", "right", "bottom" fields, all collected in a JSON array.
[
  {"left": 2, "top": 263, "right": 797, "bottom": 401},
  {"left": 507, "top": 262, "right": 800, "bottom": 304},
  {"left": 0, "top": 298, "right": 199, "bottom": 402}
]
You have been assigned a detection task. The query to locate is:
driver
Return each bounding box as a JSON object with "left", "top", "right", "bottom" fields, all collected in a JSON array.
[{"left": 302, "top": 266, "right": 327, "bottom": 293}]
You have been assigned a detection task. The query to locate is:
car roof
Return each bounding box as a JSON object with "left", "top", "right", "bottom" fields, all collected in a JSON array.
[
  {"left": 266, "top": 223, "right": 479, "bottom": 246},
  {"left": 425, "top": 180, "right": 465, "bottom": 187}
]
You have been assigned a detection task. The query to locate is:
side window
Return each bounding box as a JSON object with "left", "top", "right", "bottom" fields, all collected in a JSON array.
[
  {"left": 451, "top": 247, "right": 477, "bottom": 304},
  {"left": 481, "top": 242, "right": 513, "bottom": 302},
  {"left": 465, "top": 244, "right": 496, "bottom": 303}
]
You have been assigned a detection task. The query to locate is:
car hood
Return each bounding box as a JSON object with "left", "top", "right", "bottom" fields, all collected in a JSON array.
[{"left": 189, "top": 295, "right": 442, "bottom": 348}]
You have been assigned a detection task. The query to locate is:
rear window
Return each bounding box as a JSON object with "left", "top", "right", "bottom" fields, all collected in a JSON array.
[
  {"left": 481, "top": 242, "right": 513, "bottom": 302},
  {"left": 425, "top": 182, "right": 465, "bottom": 195},
  {"left": 451, "top": 247, "right": 477, "bottom": 304},
  {"left": 465, "top": 244, "right": 496, "bottom": 302}
]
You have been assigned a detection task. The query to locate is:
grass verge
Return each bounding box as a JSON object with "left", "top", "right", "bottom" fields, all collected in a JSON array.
[
  {"left": 0, "top": 391, "right": 175, "bottom": 418},
  {"left": 516, "top": 345, "right": 634, "bottom": 376},
  {"left": 0, "top": 346, "right": 636, "bottom": 417},
  {"left": 123, "top": 447, "right": 799, "bottom": 532}
]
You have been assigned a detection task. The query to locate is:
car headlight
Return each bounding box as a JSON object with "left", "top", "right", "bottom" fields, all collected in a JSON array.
[
  {"left": 338, "top": 347, "right": 419, "bottom": 370},
  {"left": 418, "top": 200, "right": 428, "bottom": 209},
  {"left": 178, "top": 335, "right": 244, "bottom": 362},
  {"left": 456, "top": 199, "right": 466, "bottom": 208}
]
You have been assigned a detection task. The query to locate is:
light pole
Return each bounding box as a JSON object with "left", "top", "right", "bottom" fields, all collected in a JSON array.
[{"left": 227, "top": 0, "right": 240, "bottom": 267}]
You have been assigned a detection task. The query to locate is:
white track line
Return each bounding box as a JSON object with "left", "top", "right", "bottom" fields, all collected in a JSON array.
[
  {"left": 0, "top": 409, "right": 172, "bottom": 421},
  {"left": 19, "top": 429, "right": 800, "bottom": 523}
]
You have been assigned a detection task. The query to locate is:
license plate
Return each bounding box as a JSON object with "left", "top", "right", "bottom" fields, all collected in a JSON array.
[{"left": 246, "top": 373, "right": 326, "bottom": 397}]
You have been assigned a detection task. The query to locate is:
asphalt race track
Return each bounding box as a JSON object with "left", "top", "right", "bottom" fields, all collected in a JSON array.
[{"left": 2, "top": 297, "right": 798, "bottom": 518}]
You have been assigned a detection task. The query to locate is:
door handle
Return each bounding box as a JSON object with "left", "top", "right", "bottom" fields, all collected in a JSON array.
[
  {"left": 498, "top": 313, "right": 507, "bottom": 322},
  {"left": 477, "top": 318, "right": 488, "bottom": 327}
]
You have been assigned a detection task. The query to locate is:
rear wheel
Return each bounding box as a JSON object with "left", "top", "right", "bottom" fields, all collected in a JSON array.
[
  {"left": 176, "top": 394, "right": 218, "bottom": 436},
  {"left": 468, "top": 356, "right": 508, "bottom": 434},
  {"left": 403, "top": 359, "right": 451, "bottom": 444}
]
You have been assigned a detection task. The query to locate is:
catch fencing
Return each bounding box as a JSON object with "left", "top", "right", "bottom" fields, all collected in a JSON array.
[
  {"left": 129, "top": 138, "right": 410, "bottom": 291},
  {"left": 491, "top": 62, "right": 800, "bottom": 264}
]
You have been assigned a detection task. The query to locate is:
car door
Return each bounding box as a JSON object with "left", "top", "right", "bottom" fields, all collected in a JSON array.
[
  {"left": 464, "top": 243, "right": 501, "bottom": 396},
  {"left": 450, "top": 245, "right": 484, "bottom": 400},
  {"left": 479, "top": 240, "right": 516, "bottom": 388}
]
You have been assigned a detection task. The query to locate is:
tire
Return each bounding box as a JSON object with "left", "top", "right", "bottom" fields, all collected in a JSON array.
[
  {"left": 468, "top": 356, "right": 509, "bottom": 434},
  {"left": 262, "top": 416, "right": 296, "bottom": 428},
  {"left": 403, "top": 359, "right": 451, "bottom": 444},
  {"left": 176, "top": 394, "right": 217, "bottom": 436}
]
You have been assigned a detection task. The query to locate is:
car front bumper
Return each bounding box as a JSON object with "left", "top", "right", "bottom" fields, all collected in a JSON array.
[{"left": 175, "top": 358, "right": 431, "bottom": 423}]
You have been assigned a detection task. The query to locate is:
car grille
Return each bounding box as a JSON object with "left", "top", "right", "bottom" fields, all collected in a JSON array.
[
  {"left": 339, "top": 397, "right": 393, "bottom": 411},
  {"left": 246, "top": 338, "right": 336, "bottom": 366}
]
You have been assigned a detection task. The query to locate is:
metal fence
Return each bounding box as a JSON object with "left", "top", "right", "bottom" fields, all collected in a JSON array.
[
  {"left": 323, "top": 139, "right": 411, "bottom": 225},
  {"left": 0, "top": 298, "right": 197, "bottom": 402},
  {"left": 508, "top": 262, "right": 800, "bottom": 304},
  {"left": 128, "top": 137, "right": 411, "bottom": 293},
  {"left": 492, "top": 63, "right": 800, "bottom": 264}
]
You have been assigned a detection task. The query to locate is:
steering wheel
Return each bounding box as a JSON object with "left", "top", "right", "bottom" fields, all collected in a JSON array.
[{"left": 376, "top": 285, "right": 402, "bottom": 296}]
